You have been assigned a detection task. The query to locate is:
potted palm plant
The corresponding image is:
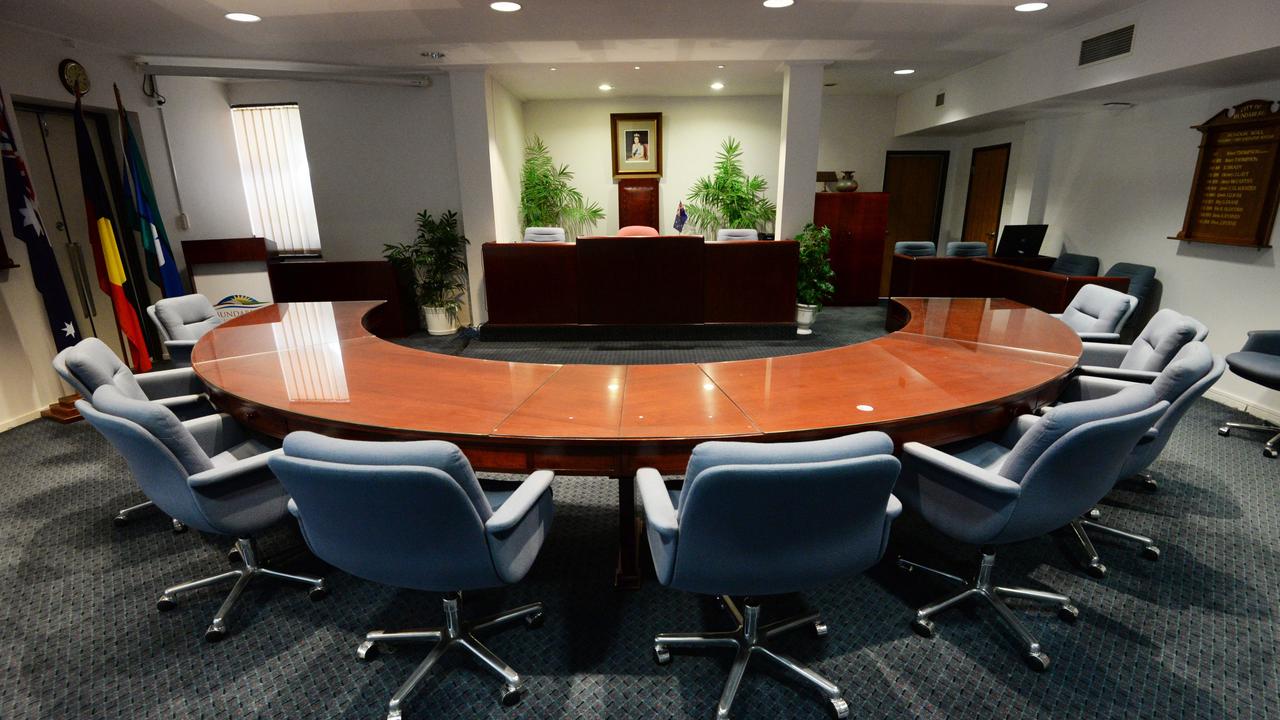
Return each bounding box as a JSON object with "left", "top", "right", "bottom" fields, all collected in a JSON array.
[
  {"left": 383, "top": 210, "right": 469, "bottom": 335},
  {"left": 519, "top": 136, "right": 605, "bottom": 240},
  {"left": 684, "top": 137, "right": 777, "bottom": 238},
  {"left": 795, "top": 223, "right": 835, "bottom": 335}
]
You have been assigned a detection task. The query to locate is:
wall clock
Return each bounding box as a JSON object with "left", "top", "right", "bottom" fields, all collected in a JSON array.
[{"left": 58, "top": 58, "right": 90, "bottom": 97}]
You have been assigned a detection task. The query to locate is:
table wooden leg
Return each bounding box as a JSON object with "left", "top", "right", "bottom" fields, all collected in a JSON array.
[{"left": 614, "top": 476, "right": 642, "bottom": 589}]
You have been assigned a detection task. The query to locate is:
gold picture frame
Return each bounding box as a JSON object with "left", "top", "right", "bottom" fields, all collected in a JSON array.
[{"left": 611, "top": 112, "right": 662, "bottom": 178}]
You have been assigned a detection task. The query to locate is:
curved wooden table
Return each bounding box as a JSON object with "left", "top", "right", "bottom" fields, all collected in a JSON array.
[{"left": 193, "top": 298, "right": 1081, "bottom": 586}]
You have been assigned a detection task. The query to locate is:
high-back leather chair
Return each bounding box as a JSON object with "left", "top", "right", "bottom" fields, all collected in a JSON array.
[
  {"left": 636, "top": 431, "right": 901, "bottom": 719},
  {"left": 1053, "top": 342, "right": 1224, "bottom": 574},
  {"left": 149, "top": 294, "right": 223, "bottom": 366},
  {"left": 894, "top": 241, "right": 936, "bottom": 257},
  {"left": 896, "top": 385, "right": 1166, "bottom": 671},
  {"left": 946, "top": 241, "right": 989, "bottom": 257},
  {"left": 269, "top": 432, "right": 555, "bottom": 715},
  {"left": 617, "top": 225, "right": 659, "bottom": 236},
  {"left": 715, "top": 228, "right": 759, "bottom": 241},
  {"left": 54, "top": 337, "right": 215, "bottom": 527},
  {"left": 1219, "top": 330, "right": 1280, "bottom": 458},
  {"left": 1051, "top": 284, "right": 1139, "bottom": 341},
  {"left": 1049, "top": 252, "right": 1100, "bottom": 276},
  {"left": 521, "top": 226, "right": 565, "bottom": 243},
  {"left": 1078, "top": 309, "right": 1208, "bottom": 381},
  {"left": 78, "top": 386, "right": 325, "bottom": 641}
]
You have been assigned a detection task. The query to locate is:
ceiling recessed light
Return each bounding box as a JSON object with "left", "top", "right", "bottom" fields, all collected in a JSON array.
[
  {"left": 893, "top": 68, "right": 916, "bottom": 75},
  {"left": 224, "top": 12, "right": 261, "bottom": 22},
  {"left": 489, "top": 1, "right": 521, "bottom": 11},
  {"left": 717, "top": 64, "right": 726, "bottom": 69},
  {"left": 762, "top": 0, "right": 794, "bottom": 7},
  {"left": 598, "top": 83, "right": 613, "bottom": 91},
  {"left": 549, "top": 66, "right": 557, "bottom": 71},
  {"left": 634, "top": 65, "right": 641, "bottom": 70},
  {"left": 710, "top": 81, "right": 725, "bottom": 90},
  {"left": 1014, "top": 2, "right": 1048, "bottom": 11}
]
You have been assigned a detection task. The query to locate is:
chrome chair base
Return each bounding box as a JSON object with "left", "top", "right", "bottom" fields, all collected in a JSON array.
[
  {"left": 899, "top": 550, "right": 1078, "bottom": 672},
  {"left": 357, "top": 593, "right": 544, "bottom": 720},
  {"left": 156, "top": 538, "right": 326, "bottom": 642},
  {"left": 1069, "top": 517, "right": 1160, "bottom": 580},
  {"left": 1219, "top": 420, "right": 1280, "bottom": 458},
  {"left": 653, "top": 596, "right": 848, "bottom": 720},
  {"left": 112, "top": 500, "right": 186, "bottom": 532}
]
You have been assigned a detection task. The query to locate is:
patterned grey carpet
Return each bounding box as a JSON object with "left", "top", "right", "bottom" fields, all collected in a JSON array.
[{"left": 2, "top": 312, "right": 1277, "bottom": 719}]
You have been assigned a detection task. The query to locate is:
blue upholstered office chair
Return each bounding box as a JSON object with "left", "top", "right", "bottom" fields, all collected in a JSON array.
[
  {"left": 1048, "top": 252, "right": 1100, "bottom": 276},
  {"left": 522, "top": 226, "right": 566, "bottom": 242},
  {"left": 637, "top": 432, "right": 902, "bottom": 719},
  {"left": 894, "top": 240, "right": 936, "bottom": 257},
  {"left": 715, "top": 228, "right": 759, "bottom": 241},
  {"left": 1051, "top": 284, "right": 1139, "bottom": 342},
  {"left": 78, "top": 386, "right": 325, "bottom": 641},
  {"left": 269, "top": 433, "right": 554, "bottom": 717},
  {"left": 896, "top": 385, "right": 1166, "bottom": 670},
  {"left": 1219, "top": 330, "right": 1280, "bottom": 458},
  {"left": 945, "top": 241, "right": 989, "bottom": 257},
  {"left": 1105, "top": 262, "right": 1157, "bottom": 341},
  {"left": 1078, "top": 309, "right": 1208, "bottom": 383},
  {"left": 53, "top": 337, "right": 215, "bottom": 528},
  {"left": 1048, "top": 343, "right": 1224, "bottom": 575},
  {"left": 148, "top": 293, "right": 223, "bottom": 366}
]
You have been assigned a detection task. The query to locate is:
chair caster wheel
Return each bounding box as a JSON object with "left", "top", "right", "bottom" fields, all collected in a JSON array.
[
  {"left": 308, "top": 585, "right": 329, "bottom": 602},
  {"left": 1085, "top": 562, "right": 1108, "bottom": 579},
  {"left": 113, "top": 514, "right": 129, "bottom": 527},
  {"left": 500, "top": 684, "right": 524, "bottom": 706},
  {"left": 227, "top": 547, "right": 241, "bottom": 564},
  {"left": 1218, "top": 426, "right": 1231, "bottom": 436},
  {"left": 156, "top": 596, "right": 176, "bottom": 612},
  {"left": 1086, "top": 508, "right": 1102, "bottom": 521},
  {"left": 1025, "top": 652, "right": 1050, "bottom": 672},
  {"left": 171, "top": 519, "right": 187, "bottom": 534},
  {"left": 525, "top": 611, "right": 544, "bottom": 629},
  {"left": 204, "top": 626, "right": 226, "bottom": 643},
  {"left": 1265, "top": 447, "right": 1278, "bottom": 459},
  {"left": 1141, "top": 545, "right": 1161, "bottom": 561},
  {"left": 829, "top": 697, "right": 850, "bottom": 719},
  {"left": 653, "top": 644, "right": 671, "bottom": 665},
  {"left": 1057, "top": 604, "right": 1079, "bottom": 623},
  {"left": 910, "top": 619, "right": 935, "bottom": 639},
  {"left": 813, "top": 620, "right": 829, "bottom": 638},
  {"left": 357, "top": 640, "right": 379, "bottom": 661},
  {"left": 1139, "top": 475, "right": 1158, "bottom": 492}
]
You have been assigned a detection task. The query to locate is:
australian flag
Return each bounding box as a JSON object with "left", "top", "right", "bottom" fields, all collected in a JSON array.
[
  {"left": 673, "top": 201, "right": 688, "bottom": 232},
  {"left": 1, "top": 90, "right": 81, "bottom": 350}
]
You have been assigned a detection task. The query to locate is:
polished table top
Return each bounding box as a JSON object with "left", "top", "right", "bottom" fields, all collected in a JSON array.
[{"left": 193, "top": 298, "right": 1080, "bottom": 451}]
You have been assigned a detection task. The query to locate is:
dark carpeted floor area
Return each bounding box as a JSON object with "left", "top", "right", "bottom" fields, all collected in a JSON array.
[{"left": 2, "top": 311, "right": 1277, "bottom": 719}]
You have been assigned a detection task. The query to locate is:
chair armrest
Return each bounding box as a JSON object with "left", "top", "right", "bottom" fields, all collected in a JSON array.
[
  {"left": 1078, "top": 342, "right": 1130, "bottom": 368},
  {"left": 1242, "top": 330, "right": 1280, "bottom": 355},
  {"left": 1078, "top": 366, "right": 1159, "bottom": 384},
  {"left": 1077, "top": 332, "right": 1121, "bottom": 343},
  {"left": 188, "top": 448, "right": 283, "bottom": 488},
  {"left": 886, "top": 494, "right": 903, "bottom": 521},
  {"left": 164, "top": 340, "right": 197, "bottom": 367},
  {"left": 182, "top": 413, "right": 247, "bottom": 456},
  {"left": 486, "top": 470, "right": 555, "bottom": 535},
  {"left": 1055, "top": 375, "right": 1136, "bottom": 404},
  {"left": 485, "top": 470, "right": 555, "bottom": 584},
  {"left": 902, "top": 442, "right": 1022, "bottom": 500},
  {"left": 636, "top": 467, "right": 680, "bottom": 586},
  {"left": 137, "top": 366, "right": 204, "bottom": 399},
  {"left": 997, "top": 414, "right": 1042, "bottom": 446},
  {"left": 155, "top": 394, "right": 215, "bottom": 421},
  {"left": 287, "top": 498, "right": 300, "bottom": 518}
]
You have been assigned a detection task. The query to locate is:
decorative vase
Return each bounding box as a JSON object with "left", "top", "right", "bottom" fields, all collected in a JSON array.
[
  {"left": 421, "top": 306, "right": 459, "bottom": 335},
  {"left": 796, "top": 303, "right": 819, "bottom": 335},
  {"left": 835, "top": 171, "right": 859, "bottom": 192}
]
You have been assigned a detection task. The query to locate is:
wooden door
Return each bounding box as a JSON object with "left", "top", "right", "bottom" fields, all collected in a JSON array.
[
  {"left": 960, "top": 143, "right": 1011, "bottom": 252},
  {"left": 617, "top": 178, "right": 659, "bottom": 230},
  {"left": 881, "top": 151, "right": 948, "bottom": 294}
]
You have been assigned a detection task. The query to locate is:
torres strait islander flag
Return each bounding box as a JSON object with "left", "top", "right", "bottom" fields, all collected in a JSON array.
[{"left": 73, "top": 96, "right": 151, "bottom": 371}]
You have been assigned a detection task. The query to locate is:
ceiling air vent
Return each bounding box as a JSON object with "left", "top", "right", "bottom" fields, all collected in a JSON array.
[
  {"left": 935, "top": 92, "right": 945, "bottom": 107},
  {"left": 1079, "top": 25, "right": 1134, "bottom": 66}
]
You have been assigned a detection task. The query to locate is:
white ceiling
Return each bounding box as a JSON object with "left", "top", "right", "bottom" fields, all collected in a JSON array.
[{"left": 1, "top": 0, "right": 1148, "bottom": 98}]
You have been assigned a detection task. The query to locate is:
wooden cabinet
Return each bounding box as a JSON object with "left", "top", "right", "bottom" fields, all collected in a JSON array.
[{"left": 812, "top": 192, "right": 889, "bottom": 306}]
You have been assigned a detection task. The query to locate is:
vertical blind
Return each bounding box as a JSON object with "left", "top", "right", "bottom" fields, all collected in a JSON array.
[{"left": 230, "top": 104, "right": 322, "bottom": 254}]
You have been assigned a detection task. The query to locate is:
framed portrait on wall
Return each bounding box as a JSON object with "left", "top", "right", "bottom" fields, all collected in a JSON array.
[{"left": 611, "top": 112, "right": 662, "bottom": 177}]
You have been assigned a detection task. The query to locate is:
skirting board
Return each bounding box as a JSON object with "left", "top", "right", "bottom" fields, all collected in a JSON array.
[
  {"left": 0, "top": 410, "right": 42, "bottom": 434},
  {"left": 1204, "top": 387, "right": 1280, "bottom": 426}
]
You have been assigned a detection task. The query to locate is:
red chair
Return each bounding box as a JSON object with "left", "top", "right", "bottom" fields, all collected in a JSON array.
[{"left": 618, "top": 225, "right": 659, "bottom": 237}]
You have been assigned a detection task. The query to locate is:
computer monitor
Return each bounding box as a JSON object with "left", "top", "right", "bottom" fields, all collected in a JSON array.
[{"left": 994, "top": 224, "right": 1048, "bottom": 258}]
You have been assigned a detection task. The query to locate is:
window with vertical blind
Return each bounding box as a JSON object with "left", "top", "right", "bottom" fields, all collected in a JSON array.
[{"left": 230, "top": 104, "right": 322, "bottom": 255}]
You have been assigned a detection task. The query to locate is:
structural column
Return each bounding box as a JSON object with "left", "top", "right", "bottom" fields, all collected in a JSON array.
[
  {"left": 774, "top": 62, "right": 827, "bottom": 240},
  {"left": 448, "top": 69, "right": 498, "bottom": 326}
]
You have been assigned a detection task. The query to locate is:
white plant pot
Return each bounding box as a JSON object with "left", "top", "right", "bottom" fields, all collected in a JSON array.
[
  {"left": 421, "top": 306, "right": 459, "bottom": 335},
  {"left": 796, "top": 303, "right": 819, "bottom": 335}
]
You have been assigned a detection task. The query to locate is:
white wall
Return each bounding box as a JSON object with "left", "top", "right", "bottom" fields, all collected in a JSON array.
[
  {"left": 1031, "top": 79, "right": 1280, "bottom": 416},
  {"left": 522, "top": 95, "right": 784, "bottom": 238},
  {"left": 489, "top": 79, "right": 525, "bottom": 246},
  {"left": 817, "top": 94, "right": 901, "bottom": 194},
  {"left": 226, "top": 78, "right": 461, "bottom": 261},
  {"left": 0, "top": 21, "right": 247, "bottom": 429}
]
